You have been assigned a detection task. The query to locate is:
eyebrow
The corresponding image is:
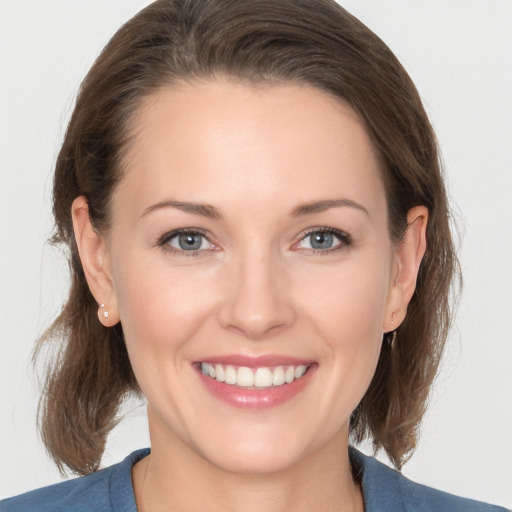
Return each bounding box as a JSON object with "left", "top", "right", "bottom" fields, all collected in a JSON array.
[
  {"left": 140, "top": 200, "right": 223, "bottom": 220},
  {"left": 140, "top": 197, "right": 369, "bottom": 221},
  {"left": 291, "top": 198, "right": 369, "bottom": 217}
]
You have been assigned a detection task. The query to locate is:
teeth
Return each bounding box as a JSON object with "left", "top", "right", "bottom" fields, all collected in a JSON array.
[
  {"left": 200, "top": 362, "right": 309, "bottom": 389},
  {"left": 215, "top": 364, "right": 225, "bottom": 382},
  {"left": 295, "top": 365, "right": 307, "bottom": 378},
  {"left": 225, "top": 365, "right": 237, "bottom": 385},
  {"left": 254, "top": 367, "right": 273, "bottom": 388},
  {"left": 272, "top": 366, "right": 285, "bottom": 386},
  {"left": 237, "top": 367, "right": 254, "bottom": 387}
]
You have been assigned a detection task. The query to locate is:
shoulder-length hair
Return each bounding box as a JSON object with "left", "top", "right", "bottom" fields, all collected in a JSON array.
[{"left": 37, "top": 0, "right": 458, "bottom": 475}]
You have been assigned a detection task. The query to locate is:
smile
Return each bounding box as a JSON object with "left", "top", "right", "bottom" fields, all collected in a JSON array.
[{"left": 200, "top": 363, "right": 309, "bottom": 389}]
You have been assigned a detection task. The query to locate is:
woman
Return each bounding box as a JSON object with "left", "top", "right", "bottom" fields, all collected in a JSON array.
[{"left": 1, "top": 0, "right": 509, "bottom": 510}]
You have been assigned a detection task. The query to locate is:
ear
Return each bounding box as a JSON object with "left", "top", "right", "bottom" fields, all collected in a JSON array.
[
  {"left": 71, "top": 196, "right": 120, "bottom": 327},
  {"left": 383, "top": 205, "right": 428, "bottom": 332}
]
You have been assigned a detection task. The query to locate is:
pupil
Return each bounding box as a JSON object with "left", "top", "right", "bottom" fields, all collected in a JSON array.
[
  {"left": 179, "top": 234, "right": 202, "bottom": 250},
  {"left": 311, "top": 232, "right": 333, "bottom": 250}
]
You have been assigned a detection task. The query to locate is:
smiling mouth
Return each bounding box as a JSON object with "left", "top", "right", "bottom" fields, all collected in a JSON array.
[{"left": 199, "top": 363, "right": 311, "bottom": 389}]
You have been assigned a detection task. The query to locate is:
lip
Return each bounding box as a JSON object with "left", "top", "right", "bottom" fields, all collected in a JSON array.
[{"left": 194, "top": 356, "right": 318, "bottom": 409}]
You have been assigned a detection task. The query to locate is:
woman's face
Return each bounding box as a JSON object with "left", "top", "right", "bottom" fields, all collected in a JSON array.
[{"left": 99, "top": 81, "right": 403, "bottom": 473}]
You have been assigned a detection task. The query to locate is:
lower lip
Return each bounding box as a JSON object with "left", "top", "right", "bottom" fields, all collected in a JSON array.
[{"left": 196, "top": 365, "right": 317, "bottom": 409}]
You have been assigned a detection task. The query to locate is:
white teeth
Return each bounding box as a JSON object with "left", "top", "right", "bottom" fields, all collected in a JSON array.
[
  {"left": 237, "top": 367, "right": 254, "bottom": 387},
  {"left": 272, "top": 366, "right": 286, "bottom": 386},
  {"left": 295, "top": 365, "right": 307, "bottom": 379},
  {"left": 215, "top": 364, "right": 225, "bottom": 382},
  {"left": 254, "top": 367, "right": 273, "bottom": 388},
  {"left": 200, "top": 362, "right": 309, "bottom": 388},
  {"left": 225, "top": 365, "right": 237, "bottom": 385}
]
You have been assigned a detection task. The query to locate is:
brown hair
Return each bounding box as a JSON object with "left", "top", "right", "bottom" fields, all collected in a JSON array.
[{"left": 37, "top": 0, "right": 458, "bottom": 474}]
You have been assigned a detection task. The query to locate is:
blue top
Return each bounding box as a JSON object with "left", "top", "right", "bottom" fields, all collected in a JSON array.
[{"left": 1, "top": 448, "right": 509, "bottom": 511}]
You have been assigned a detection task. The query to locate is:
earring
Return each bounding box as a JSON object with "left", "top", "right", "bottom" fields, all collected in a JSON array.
[
  {"left": 385, "top": 312, "right": 397, "bottom": 348},
  {"left": 99, "top": 304, "right": 109, "bottom": 319}
]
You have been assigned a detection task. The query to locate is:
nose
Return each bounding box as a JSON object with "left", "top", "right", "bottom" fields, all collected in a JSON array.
[{"left": 218, "top": 252, "right": 296, "bottom": 340}]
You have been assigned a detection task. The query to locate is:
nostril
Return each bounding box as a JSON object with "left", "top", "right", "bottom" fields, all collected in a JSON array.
[{"left": 222, "top": 318, "right": 289, "bottom": 341}]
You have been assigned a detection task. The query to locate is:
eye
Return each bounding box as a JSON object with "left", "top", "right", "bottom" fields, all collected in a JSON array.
[
  {"left": 159, "top": 229, "right": 214, "bottom": 254},
  {"left": 295, "top": 228, "right": 351, "bottom": 252}
]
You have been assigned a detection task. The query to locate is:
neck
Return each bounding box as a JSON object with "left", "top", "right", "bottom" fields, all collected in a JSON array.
[{"left": 133, "top": 421, "right": 364, "bottom": 512}]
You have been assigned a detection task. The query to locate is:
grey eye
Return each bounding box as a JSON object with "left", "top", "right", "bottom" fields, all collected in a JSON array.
[
  {"left": 309, "top": 232, "right": 334, "bottom": 250},
  {"left": 296, "top": 230, "right": 348, "bottom": 252},
  {"left": 167, "top": 232, "right": 209, "bottom": 251},
  {"left": 179, "top": 234, "right": 203, "bottom": 250}
]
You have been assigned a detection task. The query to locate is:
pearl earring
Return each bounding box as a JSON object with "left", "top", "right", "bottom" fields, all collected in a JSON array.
[
  {"left": 99, "top": 304, "right": 109, "bottom": 319},
  {"left": 387, "top": 313, "right": 397, "bottom": 348}
]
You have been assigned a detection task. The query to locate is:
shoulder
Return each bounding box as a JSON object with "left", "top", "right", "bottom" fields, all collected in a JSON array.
[
  {"left": 397, "top": 470, "right": 509, "bottom": 512},
  {"left": 350, "top": 448, "right": 510, "bottom": 512},
  {"left": 0, "top": 449, "right": 149, "bottom": 512},
  {"left": 0, "top": 471, "right": 113, "bottom": 512}
]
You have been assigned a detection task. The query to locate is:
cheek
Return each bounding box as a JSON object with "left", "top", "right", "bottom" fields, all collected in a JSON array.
[
  {"left": 112, "top": 255, "right": 218, "bottom": 366},
  {"left": 296, "top": 259, "right": 390, "bottom": 398},
  {"left": 297, "top": 259, "right": 391, "bottom": 341}
]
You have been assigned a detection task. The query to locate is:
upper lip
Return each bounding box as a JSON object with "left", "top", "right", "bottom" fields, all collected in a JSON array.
[{"left": 196, "top": 354, "right": 314, "bottom": 368}]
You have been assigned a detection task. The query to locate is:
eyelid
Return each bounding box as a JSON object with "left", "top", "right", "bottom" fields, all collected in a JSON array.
[{"left": 158, "top": 227, "right": 209, "bottom": 244}]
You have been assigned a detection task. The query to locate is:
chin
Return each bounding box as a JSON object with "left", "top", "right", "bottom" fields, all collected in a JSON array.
[{"left": 189, "top": 424, "right": 325, "bottom": 476}]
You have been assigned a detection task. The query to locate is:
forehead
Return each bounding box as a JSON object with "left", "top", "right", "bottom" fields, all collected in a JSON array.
[{"left": 115, "top": 80, "right": 386, "bottom": 221}]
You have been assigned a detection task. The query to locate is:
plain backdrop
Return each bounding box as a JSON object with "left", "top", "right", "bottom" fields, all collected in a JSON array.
[{"left": 1, "top": 0, "right": 511, "bottom": 507}]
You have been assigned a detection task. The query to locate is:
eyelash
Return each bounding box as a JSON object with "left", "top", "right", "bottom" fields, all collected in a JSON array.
[{"left": 157, "top": 227, "right": 352, "bottom": 257}]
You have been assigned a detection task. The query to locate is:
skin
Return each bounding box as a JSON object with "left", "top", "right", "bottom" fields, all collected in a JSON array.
[{"left": 72, "top": 80, "right": 427, "bottom": 512}]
